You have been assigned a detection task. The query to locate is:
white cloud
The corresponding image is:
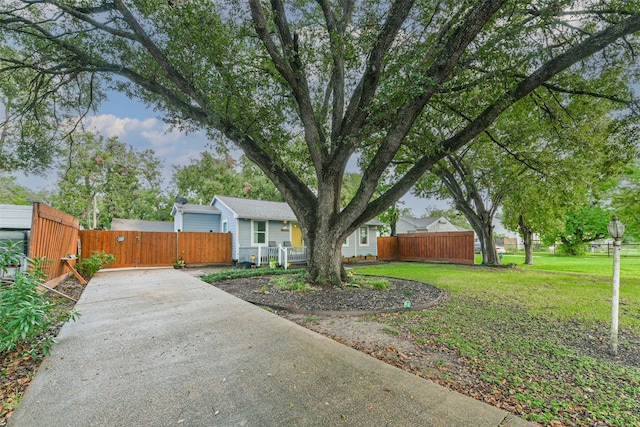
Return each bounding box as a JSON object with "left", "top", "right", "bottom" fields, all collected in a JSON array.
[{"left": 83, "top": 114, "right": 158, "bottom": 137}]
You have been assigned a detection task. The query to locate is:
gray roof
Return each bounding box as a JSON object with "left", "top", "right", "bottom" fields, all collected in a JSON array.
[
  {"left": 171, "top": 203, "right": 221, "bottom": 216},
  {"left": 215, "top": 195, "right": 384, "bottom": 226},
  {"left": 400, "top": 216, "right": 441, "bottom": 228},
  {"left": 0, "top": 204, "right": 33, "bottom": 230},
  {"left": 110, "top": 218, "right": 174, "bottom": 232},
  {"left": 214, "top": 196, "right": 295, "bottom": 221},
  {"left": 399, "top": 216, "right": 467, "bottom": 232}
]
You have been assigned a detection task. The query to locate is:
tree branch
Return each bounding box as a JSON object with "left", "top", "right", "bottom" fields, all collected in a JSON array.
[
  {"left": 248, "top": 0, "right": 327, "bottom": 172},
  {"left": 354, "top": 12, "right": 640, "bottom": 226}
]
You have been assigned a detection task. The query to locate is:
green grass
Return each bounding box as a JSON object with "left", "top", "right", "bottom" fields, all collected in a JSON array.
[
  {"left": 345, "top": 274, "right": 391, "bottom": 290},
  {"left": 352, "top": 260, "right": 640, "bottom": 425},
  {"left": 355, "top": 260, "right": 640, "bottom": 331},
  {"left": 500, "top": 252, "right": 640, "bottom": 278},
  {"left": 270, "top": 273, "right": 317, "bottom": 292},
  {"left": 201, "top": 267, "right": 305, "bottom": 283}
]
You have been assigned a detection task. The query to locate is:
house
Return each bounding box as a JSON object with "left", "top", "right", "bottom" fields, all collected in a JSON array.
[
  {"left": 170, "top": 195, "right": 382, "bottom": 264},
  {"left": 110, "top": 218, "right": 174, "bottom": 232},
  {"left": 396, "top": 216, "right": 465, "bottom": 234},
  {"left": 0, "top": 204, "right": 33, "bottom": 257},
  {"left": 170, "top": 203, "right": 222, "bottom": 232},
  {"left": 0, "top": 204, "right": 33, "bottom": 274}
]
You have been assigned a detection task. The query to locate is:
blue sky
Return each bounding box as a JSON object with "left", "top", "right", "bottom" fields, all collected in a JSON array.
[{"left": 14, "top": 91, "right": 443, "bottom": 215}]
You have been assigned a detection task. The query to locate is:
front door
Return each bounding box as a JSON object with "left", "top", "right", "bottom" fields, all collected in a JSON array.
[{"left": 291, "top": 222, "right": 303, "bottom": 246}]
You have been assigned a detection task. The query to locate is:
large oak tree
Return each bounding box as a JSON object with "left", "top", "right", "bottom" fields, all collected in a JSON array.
[{"left": 2, "top": 1, "right": 640, "bottom": 284}]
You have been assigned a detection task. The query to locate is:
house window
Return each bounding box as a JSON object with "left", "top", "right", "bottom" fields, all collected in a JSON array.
[
  {"left": 222, "top": 220, "right": 228, "bottom": 233},
  {"left": 253, "top": 220, "right": 267, "bottom": 245},
  {"left": 359, "top": 226, "right": 368, "bottom": 245}
]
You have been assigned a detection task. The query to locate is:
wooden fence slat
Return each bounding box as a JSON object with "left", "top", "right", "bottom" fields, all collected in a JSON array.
[
  {"left": 377, "top": 232, "right": 474, "bottom": 265},
  {"left": 78, "top": 230, "right": 232, "bottom": 269},
  {"left": 29, "top": 203, "right": 80, "bottom": 286}
]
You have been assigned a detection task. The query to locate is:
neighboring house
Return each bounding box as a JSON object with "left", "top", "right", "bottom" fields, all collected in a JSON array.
[
  {"left": 396, "top": 216, "right": 466, "bottom": 234},
  {"left": 170, "top": 195, "right": 382, "bottom": 263},
  {"left": 0, "top": 204, "right": 33, "bottom": 271},
  {"left": 110, "top": 218, "right": 174, "bottom": 232},
  {"left": 0, "top": 204, "right": 32, "bottom": 257}
]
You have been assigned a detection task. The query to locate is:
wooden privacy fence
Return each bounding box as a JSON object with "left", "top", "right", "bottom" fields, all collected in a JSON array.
[
  {"left": 378, "top": 231, "right": 475, "bottom": 265},
  {"left": 78, "top": 230, "right": 232, "bottom": 269},
  {"left": 29, "top": 203, "right": 81, "bottom": 286}
]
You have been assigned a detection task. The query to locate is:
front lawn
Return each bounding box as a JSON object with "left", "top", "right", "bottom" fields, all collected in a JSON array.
[{"left": 353, "top": 261, "right": 640, "bottom": 426}]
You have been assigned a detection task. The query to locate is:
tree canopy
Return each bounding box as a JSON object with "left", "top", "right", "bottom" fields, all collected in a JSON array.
[
  {"left": 171, "top": 152, "right": 285, "bottom": 203},
  {"left": 53, "top": 133, "right": 169, "bottom": 229},
  {"left": 2, "top": 1, "right": 640, "bottom": 284},
  {"left": 0, "top": 176, "right": 48, "bottom": 205}
]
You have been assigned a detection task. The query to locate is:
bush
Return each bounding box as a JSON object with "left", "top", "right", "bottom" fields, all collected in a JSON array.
[
  {"left": 76, "top": 251, "right": 116, "bottom": 279},
  {"left": 0, "top": 249, "right": 79, "bottom": 357},
  {"left": 270, "top": 272, "right": 316, "bottom": 292},
  {"left": 0, "top": 239, "right": 24, "bottom": 277},
  {"left": 346, "top": 273, "right": 391, "bottom": 290}
]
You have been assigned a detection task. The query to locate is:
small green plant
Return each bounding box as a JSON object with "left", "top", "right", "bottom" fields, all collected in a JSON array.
[
  {"left": 346, "top": 274, "right": 391, "bottom": 290},
  {"left": 2, "top": 391, "right": 21, "bottom": 411},
  {"left": 382, "top": 326, "right": 400, "bottom": 335},
  {"left": 201, "top": 268, "right": 305, "bottom": 283},
  {"left": 257, "top": 284, "right": 270, "bottom": 294},
  {"left": 0, "top": 239, "right": 24, "bottom": 277},
  {"left": 173, "top": 258, "right": 186, "bottom": 268},
  {"left": 76, "top": 251, "right": 116, "bottom": 279},
  {"left": 270, "top": 272, "right": 316, "bottom": 292},
  {"left": 0, "top": 248, "right": 79, "bottom": 357}
]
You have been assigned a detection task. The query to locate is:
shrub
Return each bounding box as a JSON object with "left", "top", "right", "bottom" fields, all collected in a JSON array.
[
  {"left": 0, "top": 250, "right": 79, "bottom": 357},
  {"left": 270, "top": 272, "right": 316, "bottom": 292},
  {"left": 76, "top": 251, "right": 116, "bottom": 279},
  {"left": 0, "top": 239, "right": 24, "bottom": 277},
  {"left": 347, "top": 275, "right": 391, "bottom": 290}
]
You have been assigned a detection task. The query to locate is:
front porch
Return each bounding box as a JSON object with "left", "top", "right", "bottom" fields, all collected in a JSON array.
[{"left": 238, "top": 244, "right": 307, "bottom": 268}]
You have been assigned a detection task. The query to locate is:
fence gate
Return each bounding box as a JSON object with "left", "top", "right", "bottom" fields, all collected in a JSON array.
[{"left": 78, "top": 230, "right": 231, "bottom": 268}]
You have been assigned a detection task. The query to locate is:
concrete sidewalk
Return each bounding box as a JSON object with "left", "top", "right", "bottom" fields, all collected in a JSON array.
[{"left": 9, "top": 269, "right": 533, "bottom": 426}]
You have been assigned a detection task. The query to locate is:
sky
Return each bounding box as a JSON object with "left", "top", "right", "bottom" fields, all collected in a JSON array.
[{"left": 14, "top": 90, "right": 447, "bottom": 216}]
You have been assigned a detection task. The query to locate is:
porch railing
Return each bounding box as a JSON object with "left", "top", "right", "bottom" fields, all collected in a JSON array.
[{"left": 238, "top": 245, "right": 307, "bottom": 269}]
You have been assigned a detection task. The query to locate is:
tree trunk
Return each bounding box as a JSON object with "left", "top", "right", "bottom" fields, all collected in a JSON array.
[
  {"left": 478, "top": 221, "right": 500, "bottom": 265},
  {"left": 294, "top": 176, "right": 348, "bottom": 287},
  {"left": 306, "top": 232, "right": 346, "bottom": 286},
  {"left": 519, "top": 215, "right": 534, "bottom": 265}
]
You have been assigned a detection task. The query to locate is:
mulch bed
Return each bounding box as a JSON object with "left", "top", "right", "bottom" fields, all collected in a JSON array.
[{"left": 213, "top": 275, "right": 445, "bottom": 314}]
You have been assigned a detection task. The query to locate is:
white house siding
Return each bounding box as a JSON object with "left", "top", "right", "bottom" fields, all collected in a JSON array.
[
  {"left": 0, "top": 204, "right": 33, "bottom": 230},
  {"left": 181, "top": 213, "right": 220, "bottom": 232},
  {"left": 340, "top": 225, "right": 378, "bottom": 257},
  {"left": 396, "top": 220, "right": 416, "bottom": 234},
  {"left": 212, "top": 199, "right": 238, "bottom": 259},
  {"left": 173, "top": 210, "right": 184, "bottom": 232}
]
